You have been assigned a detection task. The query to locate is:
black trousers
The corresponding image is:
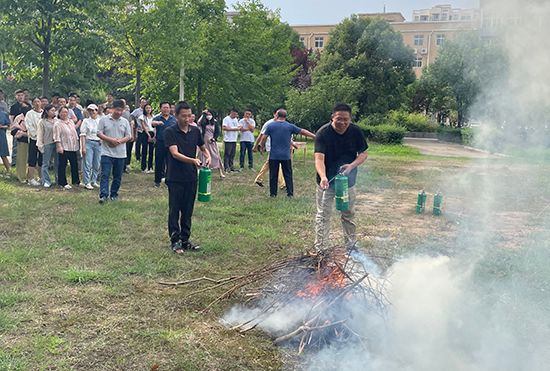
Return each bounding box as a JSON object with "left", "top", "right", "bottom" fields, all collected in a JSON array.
[
  {"left": 223, "top": 142, "right": 236, "bottom": 171},
  {"left": 269, "top": 159, "right": 293, "bottom": 197},
  {"left": 167, "top": 181, "right": 197, "bottom": 243},
  {"left": 136, "top": 131, "right": 146, "bottom": 161},
  {"left": 155, "top": 142, "right": 167, "bottom": 184},
  {"left": 58, "top": 150, "right": 79, "bottom": 186},
  {"left": 140, "top": 132, "right": 155, "bottom": 171},
  {"left": 240, "top": 141, "right": 254, "bottom": 169},
  {"left": 125, "top": 140, "right": 134, "bottom": 166}
]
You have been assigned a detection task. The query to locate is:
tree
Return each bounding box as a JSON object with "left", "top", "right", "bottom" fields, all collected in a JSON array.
[
  {"left": 314, "top": 16, "right": 415, "bottom": 117},
  {"left": 286, "top": 71, "right": 361, "bottom": 131},
  {"left": 416, "top": 32, "right": 509, "bottom": 127},
  {"left": 0, "top": 0, "right": 114, "bottom": 96}
]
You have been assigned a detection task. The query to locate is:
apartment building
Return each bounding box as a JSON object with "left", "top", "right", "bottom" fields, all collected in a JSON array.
[{"left": 291, "top": 5, "right": 480, "bottom": 77}]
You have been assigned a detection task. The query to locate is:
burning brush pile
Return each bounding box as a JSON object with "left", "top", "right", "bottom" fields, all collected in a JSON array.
[{"left": 162, "top": 247, "right": 389, "bottom": 353}]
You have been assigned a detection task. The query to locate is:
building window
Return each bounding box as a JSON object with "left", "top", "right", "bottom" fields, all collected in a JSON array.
[
  {"left": 441, "top": 13, "right": 448, "bottom": 21},
  {"left": 436, "top": 34, "right": 445, "bottom": 46},
  {"left": 432, "top": 13, "right": 440, "bottom": 21},
  {"left": 413, "top": 57, "right": 423, "bottom": 68},
  {"left": 414, "top": 16, "right": 420, "bottom": 21},
  {"left": 314, "top": 36, "right": 324, "bottom": 48},
  {"left": 420, "top": 15, "right": 429, "bottom": 22},
  {"left": 299, "top": 36, "right": 305, "bottom": 46},
  {"left": 414, "top": 35, "right": 424, "bottom": 46}
]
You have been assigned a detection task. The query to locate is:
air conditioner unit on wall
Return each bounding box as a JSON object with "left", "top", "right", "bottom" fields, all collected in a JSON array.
[{"left": 421, "top": 48, "right": 428, "bottom": 54}]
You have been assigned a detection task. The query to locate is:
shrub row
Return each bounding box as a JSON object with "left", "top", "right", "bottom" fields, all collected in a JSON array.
[{"left": 360, "top": 124, "right": 406, "bottom": 144}]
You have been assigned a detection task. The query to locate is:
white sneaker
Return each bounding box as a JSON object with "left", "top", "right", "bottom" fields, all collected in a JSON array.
[
  {"left": 85, "top": 183, "right": 94, "bottom": 190},
  {"left": 29, "top": 179, "right": 41, "bottom": 187},
  {"left": 161, "top": 177, "right": 166, "bottom": 183},
  {"left": 64, "top": 184, "right": 72, "bottom": 190},
  {"left": 44, "top": 182, "right": 51, "bottom": 188},
  {"left": 92, "top": 182, "right": 100, "bottom": 188}
]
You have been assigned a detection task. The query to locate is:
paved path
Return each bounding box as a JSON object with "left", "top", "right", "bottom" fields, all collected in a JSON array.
[{"left": 404, "top": 138, "right": 498, "bottom": 159}]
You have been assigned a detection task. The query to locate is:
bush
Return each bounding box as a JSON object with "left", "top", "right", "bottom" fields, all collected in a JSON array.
[
  {"left": 388, "top": 110, "right": 439, "bottom": 132},
  {"left": 461, "top": 128, "right": 474, "bottom": 146},
  {"left": 356, "top": 113, "right": 386, "bottom": 127},
  {"left": 361, "top": 124, "right": 406, "bottom": 144}
]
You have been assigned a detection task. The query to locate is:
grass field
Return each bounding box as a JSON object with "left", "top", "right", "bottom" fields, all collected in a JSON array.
[{"left": 0, "top": 143, "right": 468, "bottom": 370}]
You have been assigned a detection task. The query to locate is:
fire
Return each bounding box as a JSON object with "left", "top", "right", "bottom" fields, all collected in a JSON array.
[{"left": 295, "top": 267, "right": 348, "bottom": 299}]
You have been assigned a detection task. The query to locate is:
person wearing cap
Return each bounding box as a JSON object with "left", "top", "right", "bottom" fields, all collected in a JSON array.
[{"left": 80, "top": 104, "right": 102, "bottom": 190}]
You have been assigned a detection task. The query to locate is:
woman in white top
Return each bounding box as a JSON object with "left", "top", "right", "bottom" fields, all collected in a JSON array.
[
  {"left": 25, "top": 97, "right": 43, "bottom": 186},
  {"left": 80, "top": 104, "right": 101, "bottom": 189},
  {"left": 138, "top": 104, "right": 155, "bottom": 173}
]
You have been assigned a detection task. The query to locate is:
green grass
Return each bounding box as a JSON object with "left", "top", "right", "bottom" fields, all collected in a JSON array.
[{"left": 0, "top": 143, "right": 465, "bottom": 369}]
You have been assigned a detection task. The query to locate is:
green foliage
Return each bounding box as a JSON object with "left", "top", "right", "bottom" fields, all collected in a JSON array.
[
  {"left": 62, "top": 269, "right": 112, "bottom": 284},
  {"left": 360, "top": 124, "right": 406, "bottom": 144},
  {"left": 286, "top": 71, "right": 361, "bottom": 131},
  {"left": 314, "top": 16, "right": 415, "bottom": 117},
  {"left": 356, "top": 113, "right": 387, "bottom": 127},
  {"left": 414, "top": 33, "right": 509, "bottom": 126},
  {"left": 387, "top": 110, "right": 439, "bottom": 132}
]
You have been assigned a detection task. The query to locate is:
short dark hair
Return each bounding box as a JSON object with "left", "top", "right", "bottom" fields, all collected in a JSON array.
[
  {"left": 175, "top": 101, "right": 192, "bottom": 115},
  {"left": 42, "top": 104, "right": 56, "bottom": 119},
  {"left": 159, "top": 101, "right": 171, "bottom": 109},
  {"left": 52, "top": 92, "right": 60, "bottom": 98},
  {"left": 333, "top": 103, "right": 352, "bottom": 114},
  {"left": 244, "top": 109, "right": 253, "bottom": 114},
  {"left": 40, "top": 96, "right": 48, "bottom": 100},
  {"left": 112, "top": 99, "right": 125, "bottom": 109},
  {"left": 276, "top": 109, "right": 287, "bottom": 119},
  {"left": 230, "top": 108, "right": 238, "bottom": 113}
]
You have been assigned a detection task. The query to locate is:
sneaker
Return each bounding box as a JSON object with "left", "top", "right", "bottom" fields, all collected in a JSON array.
[
  {"left": 154, "top": 183, "right": 160, "bottom": 188},
  {"left": 99, "top": 197, "right": 107, "bottom": 204},
  {"left": 43, "top": 182, "right": 51, "bottom": 188},
  {"left": 29, "top": 179, "right": 40, "bottom": 187},
  {"left": 161, "top": 177, "right": 166, "bottom": 183},
  {"left": 63, "top": 184, "right": 72, "bottom": 190},
  {"left": 85, "top": 183, "right": 94, "bottom": 190},
  {"left": 255, "top": 181, "right": 264, "bottom": 188},
  {"left": 92, "top": 182, "right": 100, "bottom": 188},
  {"left": 110, "top": 196, "right": 119, "bottom": 202},
  {"left": 183, "top": 240, "right": 201, "bottom": 251}
]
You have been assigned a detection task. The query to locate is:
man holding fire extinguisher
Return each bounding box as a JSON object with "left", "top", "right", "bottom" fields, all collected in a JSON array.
[
  {"left": 164, "top": 101, "right": 211, "bottom": 255},
  {"left": 314, "top": 103, "right": 368, "bottom": 252}
]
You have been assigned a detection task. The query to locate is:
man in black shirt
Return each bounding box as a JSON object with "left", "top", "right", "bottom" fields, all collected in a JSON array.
[
  {"left": 9, "top": 89, "right": 31, "bottom": 167},
  {"left": 164, "top": 101, "right": 211, "bottom": 254},
  {"left": 314, "top": 103, "right": 368, "bottom": 252}
]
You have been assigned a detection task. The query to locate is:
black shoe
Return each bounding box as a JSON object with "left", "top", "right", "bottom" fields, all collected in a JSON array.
[
  {"left": 154, "top": 183, "right": 160, "bottom": 188},
  {"left": 183, "top": 240, "right": 201, "bottom": 251},
  {"left": 99, "top": 197, "right": 107, "bottom": 204},
  {"left": 255, "top": 181, "right": 264, "bottom": 188}
]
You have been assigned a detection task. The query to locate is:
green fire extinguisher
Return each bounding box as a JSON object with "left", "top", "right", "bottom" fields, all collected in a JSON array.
[
  {"left": 433, "top": 192, "right": 443, "bottom": 216},
  {"left": 416, "top": 190, "right": 427, "bottom": 214},
  {"left": 335, "top": 173, "right": 350, "bottom": 211},
  {"left": 198, "top": 167, "right": 212, "bottom": 203}
]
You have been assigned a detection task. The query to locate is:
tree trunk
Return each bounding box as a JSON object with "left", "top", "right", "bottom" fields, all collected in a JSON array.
[
  {"left": 135, "top": 57, "right": 142, "bottom": 107},
  {"left": 42, "top": 50, "right": 50, "bottom": 97},
  {"left": 197, "top": 77, "right": 204, "bottom": 112}
]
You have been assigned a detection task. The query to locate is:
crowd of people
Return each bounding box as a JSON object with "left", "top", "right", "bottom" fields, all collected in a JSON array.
[{"left": 0, "top": 88, "right": 368, "bottom": 254}]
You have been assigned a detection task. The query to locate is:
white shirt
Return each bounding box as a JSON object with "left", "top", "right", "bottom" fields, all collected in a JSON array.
[
  {"left": 25, "top": 109, "right": 43, "bottom": 140},
  {"left": 260, "top": 119, "right": 274, "bottom": 152},
  {"left": 80, "top": 117, "right": 100, "bottom": 141},
  {"left": 139, "top": 114, "right": 155, "bottom": 133},
  {"left": 239, "top": 118, "right": 256, "bottom": 143},
  {"left": 222, "top": 116, "right": 240, "bottom": 142}
]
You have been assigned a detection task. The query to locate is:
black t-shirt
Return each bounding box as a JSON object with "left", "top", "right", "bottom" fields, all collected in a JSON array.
[
  {"left": 9, "top": 102, "right": 31, "bottom": 143},
  {"left": 314, "top": 123, "right": 368, "bottom": 188},
  {"left": 164, "top": 124, "right": 205, "bottom": 183}
]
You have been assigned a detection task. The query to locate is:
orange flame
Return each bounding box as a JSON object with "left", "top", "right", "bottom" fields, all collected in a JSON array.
[{"left": 295, "top": 267, "right": 348, "bottom": 299}]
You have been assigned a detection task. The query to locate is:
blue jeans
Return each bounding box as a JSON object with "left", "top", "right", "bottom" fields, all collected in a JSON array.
[
  {"left": 240, "top": 141, "right": 254, "bottom": 169},
  {"left": 99, "top": 156, "right": 125, "bottom": 199},
  {"left": 84, "top": 140, "right": 101, "bottom": 185},
  {"left": 41, "top": 143, "right": 58, "bottom": 185}
]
